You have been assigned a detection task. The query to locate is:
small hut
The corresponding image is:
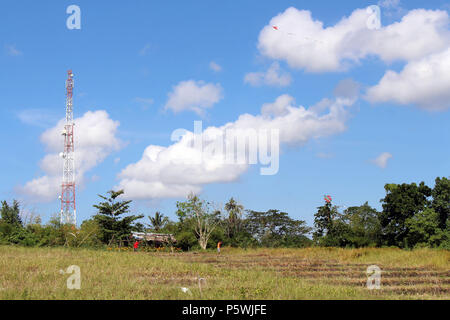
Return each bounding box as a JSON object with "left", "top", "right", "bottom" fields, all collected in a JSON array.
[{"left": 131, "top": 232, "right": 176, "bottom": 246}]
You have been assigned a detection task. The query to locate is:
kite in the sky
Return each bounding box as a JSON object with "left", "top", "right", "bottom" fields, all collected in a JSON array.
[
  {"left": 324, "top": 195, "right": 332, "bottom": 203},
  {"left": 272, "top": 25, "right": 294, "bottom": 35},
  {"left": 271, "top": 25, "right": 323, "bottom": 43}
]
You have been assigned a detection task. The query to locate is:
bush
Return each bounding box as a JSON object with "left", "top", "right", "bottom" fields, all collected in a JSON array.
[{"left": 174, "top": 230, "right": 198, "bottom": 251}]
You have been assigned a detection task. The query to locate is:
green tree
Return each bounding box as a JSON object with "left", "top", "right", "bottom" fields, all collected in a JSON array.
[
  {"left": 224, "top": 197, "right": 244, "bottom": 239},
  {"left": 93, "top": 190, "right": 144, "bottom": 245},
  {"left": 18, "top": 214, "right": 67, "bottom": 247},
  {"left": 245, "top": 209, "right": 311, "bottom": 247},
  {"left": 405, "top": 208, "right": 447, "bottom": 248},
  {"left": 148, "top": 211, "right": 169, "bottom": 232},
  {"left": 313, "top": 202, "right": 339, "bottom": 242},
  {"left": 379, "top": 182, "right": 431, "bottom": 247},
  {"left": 340, "top": 202, "right": 382, "bottom": 247},
  {"left": 175, "top": 194, "right": 221, "bottom": 250},
  {"left": 0, "top": 200, "right": 29, "bottom": 245},
  {"left": 0, "top": 200, "right": 23, "bottom": 227},
  {"left": 431, "top": 177, "right": 450, "bottom": 230},
  {"left": 77, "top": 219, "right": 102, "bottom": 247}
]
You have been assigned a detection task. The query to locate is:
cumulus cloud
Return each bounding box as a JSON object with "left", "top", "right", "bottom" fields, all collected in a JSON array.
[
  {"left": 209, "top": 61, "right": 222, "bottom": 72},
  {"left": 366, "top": 48, "right": 450, "bottom": 111},
  {"left": 19, "top": 110, "right": 122, "bottom": 202},
  {"left": 117, "top": 90, "right": 356, "bottom": 200},
  {"left": 258, "top": 7, "right": 450, "bottom": 110},
  {"left": 244, "top": 62, "right": 292, "bottom": 87},
  {"left": 371, "top": 152, "right": 392, "bottom": 168},
  {"left": 257, "top": 7, "right": 450, "bottom": 72},
  {"left": 164, "top": 80, "right": 224, "bottom": 115}
]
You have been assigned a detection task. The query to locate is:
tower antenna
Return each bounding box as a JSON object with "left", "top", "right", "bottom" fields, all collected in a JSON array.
[{"left": 60, "top": 70, "right": 76, "bottom": 225}]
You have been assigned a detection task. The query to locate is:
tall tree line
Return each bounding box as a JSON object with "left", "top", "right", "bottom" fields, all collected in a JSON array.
[
  {"left": 313, "top": 177, "right": 449, "bottom": 249},
  {"left": 0, "top": 176, "right": 448, "bottom": 250}
]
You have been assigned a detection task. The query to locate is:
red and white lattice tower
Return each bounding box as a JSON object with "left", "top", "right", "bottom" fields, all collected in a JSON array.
[{"left": 60, "top": 70, "right": 76, "bottom": 225}]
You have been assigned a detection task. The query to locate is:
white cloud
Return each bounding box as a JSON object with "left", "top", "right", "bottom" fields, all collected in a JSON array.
[
  {"left": 164, "top": 80, "right": 224, "bottom": 115},
  {"left": 18, "top": 110, "right": 122, "bottom": 202},
  {"left": 260, "top": 94, "right": 294, "bottom": 116},
  {"left": 366, "top": 48, "right": 450, "bottom": 111},
  {"left": 209, "top": 61, "right": 222, "bottom": 72},
  {"left": 117, "top": 91, "right": 356, "bottom": 200},
  {"left": 371, "top": 152, "right": 392, "bottom": 168},
  {"left": 257, "top": 7, "right": 450, "bottom": 72},
  {"left": 259, "top": 7, "right": 450, "bottom": 110},
  {"left": 244, "top": 62, "right": 292, "bottom": 87}
]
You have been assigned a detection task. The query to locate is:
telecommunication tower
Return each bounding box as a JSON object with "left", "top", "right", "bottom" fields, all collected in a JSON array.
[{"left": 60, "top": 70, "right": 76, "bottom": 225}]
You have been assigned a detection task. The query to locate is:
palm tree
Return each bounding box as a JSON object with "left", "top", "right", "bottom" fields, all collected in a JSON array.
[
  {"left": 148, "top": 211, "right": 168, "bottom": 232},
  {"left": 224, "top": 198, "right": 244, "bottom": 238}
]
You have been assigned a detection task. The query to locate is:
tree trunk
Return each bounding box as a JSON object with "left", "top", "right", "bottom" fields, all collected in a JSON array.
[{"left": 199, "top": 237, "right": 208, "bottom": 250}]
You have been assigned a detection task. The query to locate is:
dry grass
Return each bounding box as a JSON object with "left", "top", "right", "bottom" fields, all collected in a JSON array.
[{"left": 0, "top": 246, "right": 448, "bottom": 300}]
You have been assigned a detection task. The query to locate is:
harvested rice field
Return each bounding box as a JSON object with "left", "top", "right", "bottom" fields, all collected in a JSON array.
[{"left": 0, "top": 246, "right": 448, "bottom": 299}]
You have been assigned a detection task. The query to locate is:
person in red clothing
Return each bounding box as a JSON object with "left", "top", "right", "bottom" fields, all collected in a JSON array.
[{"left": 133, "top": 240, "right": 139, "bottom": 252}]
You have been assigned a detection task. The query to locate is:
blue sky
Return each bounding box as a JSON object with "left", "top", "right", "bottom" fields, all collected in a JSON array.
[{"left": 1, "top": 0, "right": 449, "bottom": 227}]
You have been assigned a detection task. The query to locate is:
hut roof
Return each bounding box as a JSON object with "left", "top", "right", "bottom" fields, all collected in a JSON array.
[{"left": 131, "top": 232, "right": 176, "bottom": 243}]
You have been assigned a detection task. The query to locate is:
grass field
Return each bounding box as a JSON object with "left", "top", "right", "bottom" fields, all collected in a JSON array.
[{"left": 0, "top": 246, "right": 448, "bottom": 300}]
